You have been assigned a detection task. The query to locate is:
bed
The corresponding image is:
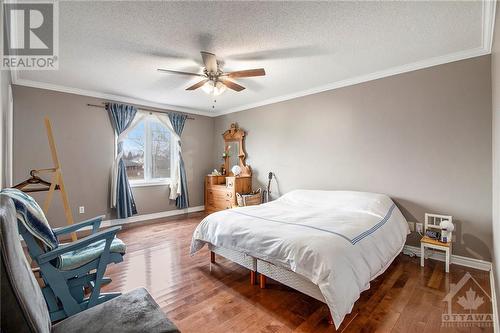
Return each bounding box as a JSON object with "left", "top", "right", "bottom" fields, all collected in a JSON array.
[{"left": 191, "top": 190, "right": 409, "bottom": 328}]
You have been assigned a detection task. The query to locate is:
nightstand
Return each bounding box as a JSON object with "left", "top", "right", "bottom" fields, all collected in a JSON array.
[
  {"left": 420, "top": 213, "right": 453, "bottom": 273},
  {"left": 420, "top": 236, "right": 452, "bottom": 273}
]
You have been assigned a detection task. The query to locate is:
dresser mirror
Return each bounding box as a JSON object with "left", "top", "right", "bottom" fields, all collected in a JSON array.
[
  {"left": 226, "top": 142, "right": 240, "bottom": 171},
  {"left": 206, "top": 123, "right": 252, "bottom": 213},
  {"left": 222, "top": 123, "right": 251, "bottom": 176}
]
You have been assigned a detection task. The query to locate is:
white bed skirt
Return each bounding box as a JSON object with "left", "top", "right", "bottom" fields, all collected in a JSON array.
[
  {"left": 208, "top": 244, "right": 256, "bottom": 271},
  {"left": 209, "top": 244, "right": 326, "bottom": 304},
  {"left": 256, "top": 258, "right": 325, "bottom": 302}
]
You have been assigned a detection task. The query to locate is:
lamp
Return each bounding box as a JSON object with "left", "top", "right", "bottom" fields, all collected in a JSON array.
[
  {"left": 439, "top": 219, "right": 454, "bottom": 243},
  {"left": 201, "top": 80, "right": 226, "bottom": 96}
]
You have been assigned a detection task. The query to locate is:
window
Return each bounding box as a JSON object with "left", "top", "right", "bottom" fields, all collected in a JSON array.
[{"left": 122, "top": 117, "right": 175, "bottom": 186}]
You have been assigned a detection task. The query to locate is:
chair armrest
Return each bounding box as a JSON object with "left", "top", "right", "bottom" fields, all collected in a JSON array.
[
  {"left": 53, "top": 215, "right": 105, "bottom": 236},
  {"left": 37, "top": 226, "right": 121, "bottom": 264}
]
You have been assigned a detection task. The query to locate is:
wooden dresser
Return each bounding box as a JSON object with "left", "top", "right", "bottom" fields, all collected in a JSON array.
[{"left": 205, "top": 175, "right": 252, "bottom": 214}]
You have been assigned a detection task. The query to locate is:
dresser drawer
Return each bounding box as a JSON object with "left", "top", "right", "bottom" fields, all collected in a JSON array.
[
  {"left": 205, "top": 175, "right": 251, "bottom": 213},
  {"left": 212, "top": 200, "right": 233, "bottom": 210},
  {"left": 206, "top": 200, "right": 232, "bottom": 211},
  {"left": 208, "top": 188, "right": 233, "bottom": 201}
]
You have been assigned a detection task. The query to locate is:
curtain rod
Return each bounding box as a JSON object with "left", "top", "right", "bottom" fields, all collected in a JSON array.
[{"left": 86, "top": 103, "right": 195, "bottom": 120}]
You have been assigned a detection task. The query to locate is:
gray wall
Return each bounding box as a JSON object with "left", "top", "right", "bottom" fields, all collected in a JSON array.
[
  {"left": 491, "top": 1, "right": 500, "bottom": 316},
  {"left": 12, "top": 86, "right": 214, "bottom": 228},
  {"left": 214, "top": 55, "right": 493, "bottom": 260},
  {"left": 10, "top": 54, "right": 494, "bottom": 260},
  {"left": 0, "top": 69, "right": 12, "bottom": 189}
]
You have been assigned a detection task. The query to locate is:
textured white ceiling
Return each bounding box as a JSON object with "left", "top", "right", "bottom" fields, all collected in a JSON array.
[{"left": 16, "top": 1, "right": 489, "bottom": 115}]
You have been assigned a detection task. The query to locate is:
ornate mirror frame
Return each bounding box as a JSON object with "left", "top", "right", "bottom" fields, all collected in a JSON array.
[{"left": 222, "top": 123, "right": 251, "bottom": 176}]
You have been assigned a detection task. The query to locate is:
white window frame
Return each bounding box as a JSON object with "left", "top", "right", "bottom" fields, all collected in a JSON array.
[{"left": 127, "top": 117, "right": 176, "bottom": 187}]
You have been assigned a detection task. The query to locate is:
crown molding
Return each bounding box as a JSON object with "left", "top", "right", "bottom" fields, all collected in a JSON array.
[
  {"left": 11, "top": 78, "right": 215, "bottom": 117},
  {"left": 14, "top": 46, "right": 489, "bottom": 119},
  {"left": 11, "top": 0, "right": 496, "bottom": 118},
  {"left": 482, "top": 0, "right": 497, "bottom": 53},
  {"left": 213, "top": 47, "right": 490, "bottom": 116},
  {"left": 197, "top": 0, "right": 498, "bottom": 116}
]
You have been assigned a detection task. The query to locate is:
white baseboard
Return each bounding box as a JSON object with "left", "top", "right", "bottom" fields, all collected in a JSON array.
[
  {"left": 100, "top": 205, "right": 205, "bottom": 228},
  {"left": 490, "top": 269, "right": 499, "bottom": 333},
  {"left": 23, "top": 206, "right": 206, "bottom": 243},
  {"left": 403, "top": 245, "right": 492, "bottom": 271},
  {"left": 405, "top": 244, "right": 497, "bottom": 331}
]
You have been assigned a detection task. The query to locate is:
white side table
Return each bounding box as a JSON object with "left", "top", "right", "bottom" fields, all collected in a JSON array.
[{"left": 420, "top": 236, "right": 452, "bottom": 273}]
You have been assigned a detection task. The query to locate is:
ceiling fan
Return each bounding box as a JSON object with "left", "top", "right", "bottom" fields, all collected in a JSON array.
[{"left": 157, "top": 51, "right": 266, "bottom": 96}]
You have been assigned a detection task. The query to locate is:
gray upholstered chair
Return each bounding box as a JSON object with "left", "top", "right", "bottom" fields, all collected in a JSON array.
[{"left": 1, "top": 195, "right": 180, "bottom": 333}]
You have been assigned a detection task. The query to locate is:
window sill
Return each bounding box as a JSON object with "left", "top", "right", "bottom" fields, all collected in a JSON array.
[{"left": 130, "top": 180, "right": 170, "bottom": 188}]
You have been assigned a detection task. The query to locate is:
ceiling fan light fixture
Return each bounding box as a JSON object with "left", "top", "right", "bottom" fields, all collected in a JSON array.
[
  {"left": 158, "top": 51, "right": 265, "bottom": 94},
  {"left": 214, "top": 81, "right": 226, "bottom": 96},
  {"left": 202, "top": 80, "right": 226, "bottom": 96}
]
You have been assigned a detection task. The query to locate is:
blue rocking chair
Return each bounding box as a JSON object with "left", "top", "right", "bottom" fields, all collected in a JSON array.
[{"left": 0, "top": 188, "right": 126, "bottom": 322}]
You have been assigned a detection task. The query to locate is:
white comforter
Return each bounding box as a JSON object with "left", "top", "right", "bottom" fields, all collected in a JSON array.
[{"left": 191, "top": 190, "right": 409, "bottom": 328}]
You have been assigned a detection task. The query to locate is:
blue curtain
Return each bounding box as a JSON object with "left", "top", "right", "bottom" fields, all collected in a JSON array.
[
  {"left": 106, "top": 103, "right": 138, "bottom": 218},
  {"left": 168, "top": 113, "right": 189, "bottom": 209}
]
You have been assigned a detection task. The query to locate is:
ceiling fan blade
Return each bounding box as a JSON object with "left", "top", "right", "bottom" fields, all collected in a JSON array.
[
  {"left": 157, "top": 69, "right": 205, "bottom": 77},
  {"left": 221, "top": 79, "right": 245, "bottom": 92},
  {"left": 201, "top": 51, "right": 218, "bottom": 73},
  {"left": 186, "top": 79, "right": 209, "bottom": 90},
  {"left": 225, "top": 68, "right": 266, "bottom": 78}
]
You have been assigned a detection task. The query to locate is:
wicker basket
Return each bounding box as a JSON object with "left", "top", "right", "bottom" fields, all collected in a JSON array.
[{"left": 236, "top": 188, "right": 262, "bottom": 207}]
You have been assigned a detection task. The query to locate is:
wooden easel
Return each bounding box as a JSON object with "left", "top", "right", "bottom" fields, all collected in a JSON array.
[
  {"left": 43, "top": 117, "right": 76, "bottom": 241},
  {"left": 14, "top": 117, "right": 76, "bottom": 241}
]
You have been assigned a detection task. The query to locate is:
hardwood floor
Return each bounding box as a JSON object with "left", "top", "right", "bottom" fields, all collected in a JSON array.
[{"left": 102, "top": 213, "right": 494, "bottom": 333}]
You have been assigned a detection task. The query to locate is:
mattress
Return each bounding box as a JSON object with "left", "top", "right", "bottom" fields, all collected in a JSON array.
[{"left": 191, "top": 189, "right": 409, "bottom": 328}]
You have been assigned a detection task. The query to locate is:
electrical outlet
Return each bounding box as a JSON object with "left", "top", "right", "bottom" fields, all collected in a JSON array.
[
  {"left": 407, "top": 221, "right": 415, "bottom": 232},
  {"left": 416, "top": 222, "right": 423, "bottom": 234},
  {"left": 79, "top": 206, "right": 85, "bottom": 214}
]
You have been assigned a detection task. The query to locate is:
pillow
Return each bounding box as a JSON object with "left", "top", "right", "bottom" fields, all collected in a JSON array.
[{"left": 0, "top": 188, "right": 58, "bottom": 250}]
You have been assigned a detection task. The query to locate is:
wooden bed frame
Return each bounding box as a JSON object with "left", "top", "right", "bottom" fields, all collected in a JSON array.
[{"left": 208, "top": 244, "right": 334, "bottom": 324}]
